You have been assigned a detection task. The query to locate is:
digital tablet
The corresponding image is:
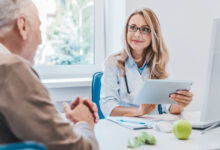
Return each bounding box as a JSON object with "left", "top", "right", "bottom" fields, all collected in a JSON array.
[{"left": 134, "top": 79, "right": 193, "bottom": 104}]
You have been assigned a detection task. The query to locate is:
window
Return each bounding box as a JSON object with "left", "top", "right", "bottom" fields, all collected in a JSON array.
[{"left": 33, "top": 0, "right": 105, "bottom": 79}]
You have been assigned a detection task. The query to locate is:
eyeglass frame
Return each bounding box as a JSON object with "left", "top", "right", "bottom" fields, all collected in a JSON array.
[{"left": 127, "top": 24, "right": 151, "bottom": 34}]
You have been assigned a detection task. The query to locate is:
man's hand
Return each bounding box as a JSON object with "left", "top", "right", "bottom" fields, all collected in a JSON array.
[
  {"left": 63, "top": 98, "right": 95, "bottom": 127},
  {"left": 82, "top": 98, "right": 99, "bottom": 123},
  {"left": 69, "top": 97, "right": 99, "bottom": 123}
]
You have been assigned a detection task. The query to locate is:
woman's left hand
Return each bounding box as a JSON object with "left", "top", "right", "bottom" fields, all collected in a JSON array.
[{"left": 170, "top": 90, "right": 194, "bottom": 107}]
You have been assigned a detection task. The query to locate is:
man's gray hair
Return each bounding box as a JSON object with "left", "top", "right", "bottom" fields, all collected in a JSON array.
[{"left": 0, "top": 0, "right": 33, "bottom": 33}]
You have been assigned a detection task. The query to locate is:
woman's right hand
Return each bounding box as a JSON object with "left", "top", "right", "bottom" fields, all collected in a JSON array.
[{"left": 136, "top": 104, "right": 157, "bottom": 116}]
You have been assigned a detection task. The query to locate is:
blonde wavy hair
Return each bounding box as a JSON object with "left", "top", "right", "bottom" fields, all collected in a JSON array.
[{"left": 115, "top": 8, "right": 169, "bottom": 79}]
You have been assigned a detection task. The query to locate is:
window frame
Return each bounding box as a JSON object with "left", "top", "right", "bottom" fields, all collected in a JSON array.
[{"left": 34, "top": 0, "right": 105, "bottom": 79}]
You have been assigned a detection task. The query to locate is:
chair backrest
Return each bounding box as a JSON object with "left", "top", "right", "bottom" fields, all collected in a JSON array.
[
  {"left": 0, "top": 141, "right": 47, "bottom": 150},
  {"left": 92, "top": 72, "right": 105, "bottom": 119}
]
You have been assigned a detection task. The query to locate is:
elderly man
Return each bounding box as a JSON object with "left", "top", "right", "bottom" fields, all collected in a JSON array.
[{"left": 0, "top": 0, "right": 99, "bottom": 150}]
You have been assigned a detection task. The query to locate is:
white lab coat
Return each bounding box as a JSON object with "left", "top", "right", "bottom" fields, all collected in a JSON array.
[{"left": 100, "top": 55, "right": 171, "bottom": 117}]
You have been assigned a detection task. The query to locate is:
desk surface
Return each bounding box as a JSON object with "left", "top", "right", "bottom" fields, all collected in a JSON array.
[{"left": 94, "top": 113, "right": 220, "bottom": 150}]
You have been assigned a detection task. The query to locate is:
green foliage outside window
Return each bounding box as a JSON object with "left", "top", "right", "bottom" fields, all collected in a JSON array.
[{"left": 36, "top": 0, "right": 94, "bottom": 65}]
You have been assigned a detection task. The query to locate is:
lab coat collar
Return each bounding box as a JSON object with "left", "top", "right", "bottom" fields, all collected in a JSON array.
[{"left": 127, "top": 56, "right": 136, "bottom": 67}]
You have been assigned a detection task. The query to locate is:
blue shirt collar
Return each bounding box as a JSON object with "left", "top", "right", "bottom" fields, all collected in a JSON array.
[
  {"left": 126, "top": 56, "right": 147, "bottom": 75},
  {"left": 139, "top": 61, "right": 147, "bottom": 70},
  {"left": 127, "top": 56, "right": 147, "bottom": 68}
]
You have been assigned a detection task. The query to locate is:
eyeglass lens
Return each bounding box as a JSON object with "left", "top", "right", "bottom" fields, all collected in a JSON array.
[{"left": 128, "top": 24, "right": 151, "bottom": 34}]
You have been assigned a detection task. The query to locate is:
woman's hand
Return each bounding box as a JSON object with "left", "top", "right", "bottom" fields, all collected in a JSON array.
[
  {"left": 135, "top": 104, "right": 157, "bottom": 116},
  {"left": 170, "top": 90, "right": 194, "bottom": 107},
  {"left": 169, "top": 90, "right": 194, "bottom": 114}
]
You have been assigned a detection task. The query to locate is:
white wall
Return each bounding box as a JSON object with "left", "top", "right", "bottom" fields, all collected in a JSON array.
[
  {"left": 105, "top": 0, "right": 126, "bottom": 55},
  {"left": 124, "top": 0, "right": 220, "bottom": 111}
]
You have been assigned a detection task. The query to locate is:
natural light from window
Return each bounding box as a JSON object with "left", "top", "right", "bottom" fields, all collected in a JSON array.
[{"left": 34, "top": 0, "right": 94, "bottom": 66}]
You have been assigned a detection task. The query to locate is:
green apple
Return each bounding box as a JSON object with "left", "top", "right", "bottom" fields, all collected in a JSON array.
[{"left": 172, "top": 120, "right": 192, "bottom": 140}]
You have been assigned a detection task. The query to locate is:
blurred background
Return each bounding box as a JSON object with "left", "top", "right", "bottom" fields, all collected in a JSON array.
[{"left": 32, "top": 0, "right": 220, "bottom": 113}]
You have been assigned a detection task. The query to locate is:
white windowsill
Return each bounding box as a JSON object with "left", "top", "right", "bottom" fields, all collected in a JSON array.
[{"left": 42, "top": 77, "right": 92, "bottom": 88}]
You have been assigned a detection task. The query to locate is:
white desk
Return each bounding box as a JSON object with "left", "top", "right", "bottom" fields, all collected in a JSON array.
[{"left": 94, "top": 113, "right": 220, "bottom": 150}]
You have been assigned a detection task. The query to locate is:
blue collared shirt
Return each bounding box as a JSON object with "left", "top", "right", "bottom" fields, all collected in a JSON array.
[
  {"left": 138, "top": 62, "right": 147, "bottom": 75},
  {"left": 100, "top": 56, "right": 171, "bottom": 117},
  {"left": 126, "top": 55, "right": 147, "bottom": 75}
]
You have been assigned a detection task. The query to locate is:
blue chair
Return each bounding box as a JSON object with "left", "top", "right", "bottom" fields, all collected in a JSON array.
[
  {"left": 92, "top": 72, "right": 105, "bottom": 119},
  {"left": 0, "top": 141, "right": 47, "bottom": 150}
]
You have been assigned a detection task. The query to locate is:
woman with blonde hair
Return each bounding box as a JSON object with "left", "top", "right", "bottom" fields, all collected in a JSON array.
[{"left": 100, "top": 8, "right": 193, "bottom": 117}]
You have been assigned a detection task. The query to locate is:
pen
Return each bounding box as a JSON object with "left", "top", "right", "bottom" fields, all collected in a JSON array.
[{"left": 119, "top": 119, "right": 146, "bottom": 125}]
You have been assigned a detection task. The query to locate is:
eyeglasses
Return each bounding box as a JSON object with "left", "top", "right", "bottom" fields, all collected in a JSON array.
[{"left": 127, "top": 24, "right": 151, "bottom": 34}]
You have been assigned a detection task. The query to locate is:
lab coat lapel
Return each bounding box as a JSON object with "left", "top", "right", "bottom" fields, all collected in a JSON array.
[
  {"left": 125, "top": 65, "right": 143, "bottom": 100},
  {"left": 142, "top": 66, "right": 150, "bottom": 80}
]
